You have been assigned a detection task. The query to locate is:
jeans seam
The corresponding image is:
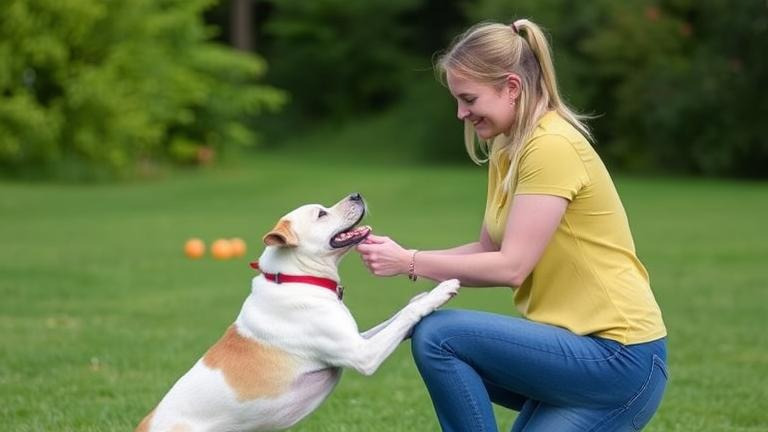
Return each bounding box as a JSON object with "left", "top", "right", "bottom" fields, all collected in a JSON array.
[
  {"left": 589, "top": 404, "right": 629, "bottom": 432},
  {"left": 439, "top": 333, "right": 625, "bottom": 363},
  {"left": 590, "top": 354, "right": 666, "bottom": 431},
  {"left": 622, "top": 355, "right": 658, "bottom": 409},
  {"left": 439, "top": 340, "right": 488, "bottom": 431}
]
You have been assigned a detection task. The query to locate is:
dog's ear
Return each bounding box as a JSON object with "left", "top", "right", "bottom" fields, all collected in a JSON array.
[{"left": 263, "top": 219, "right": 299, "bottom": 247}]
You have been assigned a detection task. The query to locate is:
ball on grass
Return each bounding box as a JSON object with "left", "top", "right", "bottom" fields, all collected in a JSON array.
[
  {"left": 211, "top": 239, "right": 233, "bottom": 260},
  {"left": 184, "top": 238, "right": 206, "bottom": 259},
  {"left": 229, "top": 237, "right": 247, "bottom": 258}
]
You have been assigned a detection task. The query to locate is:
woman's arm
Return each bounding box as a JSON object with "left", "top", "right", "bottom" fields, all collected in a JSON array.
[
  {"left": 422, "top": 224, "right": 498, "bottom": 255},
  {"left": 357, "top": 195, "right": 567, "bottom": 287}
]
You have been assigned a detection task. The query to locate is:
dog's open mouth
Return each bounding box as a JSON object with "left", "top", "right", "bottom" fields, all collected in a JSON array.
[{"left": 330, "top": 224, "right": 372, "bottom": 248}]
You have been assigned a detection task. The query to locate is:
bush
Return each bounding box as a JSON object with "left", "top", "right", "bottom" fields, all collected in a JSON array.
[
  {"left": 0, "top": 0, "right": 285, "bottom": 179},
  {"left": 465, "top": 0, "right": 768, "bottom": 177},
  {"left": 262, "top": 0, "right": 420, "bottom": 124}
]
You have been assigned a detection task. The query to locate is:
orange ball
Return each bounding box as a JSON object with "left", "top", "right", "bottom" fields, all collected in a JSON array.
[
  {"left": 184, "top": 238, "right": 206, "bottom": 259},
  {"left": 229, "top": 237, "right": 247, "bottom": 258},
  {"left": 211, "top": 239, "right": 233, "bottom": 260}
]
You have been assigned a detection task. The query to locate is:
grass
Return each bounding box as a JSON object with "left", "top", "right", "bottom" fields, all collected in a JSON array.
[{"left": 1, "top": 154, "right": 767, "bottom": 431}]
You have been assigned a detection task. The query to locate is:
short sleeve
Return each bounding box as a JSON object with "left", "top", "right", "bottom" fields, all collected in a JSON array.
[{"left": 514, "top": 134, "right": 589, "bottom": 201}]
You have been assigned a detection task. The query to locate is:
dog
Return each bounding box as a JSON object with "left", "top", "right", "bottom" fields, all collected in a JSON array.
[{"left": 136, "top": 193, "right": 460, "bottom": 432}]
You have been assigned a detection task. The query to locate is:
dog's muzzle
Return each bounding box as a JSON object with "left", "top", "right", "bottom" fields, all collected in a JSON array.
[{"left": 329, "top": 194, "right": 371, "bottom": 248}]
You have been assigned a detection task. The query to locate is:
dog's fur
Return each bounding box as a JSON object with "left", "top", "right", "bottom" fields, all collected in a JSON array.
[{"left": 136, "top": 194, "right": 460, "bottom": 432}]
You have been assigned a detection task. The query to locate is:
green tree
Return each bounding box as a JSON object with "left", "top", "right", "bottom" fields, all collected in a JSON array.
[
  {"left": 466, "top": 0, "right": 768, "bottom": 177},
  {"left": 262, "top": 0, "right": 420, "bottom": 123},
  {"left": 582, "top": 0, "right": 768, "bottom": 176},
  {"left": 0, "top": 0, "right": 285, "bottom": 179}
]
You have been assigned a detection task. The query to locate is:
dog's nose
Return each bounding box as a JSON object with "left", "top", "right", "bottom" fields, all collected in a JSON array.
[{"left": 349, "top": 193, "right": 363, "bottom": 202}]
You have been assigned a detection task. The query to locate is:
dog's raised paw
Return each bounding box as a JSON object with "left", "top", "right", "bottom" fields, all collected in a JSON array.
[
  {"left": 408, "top": 279, "right": 461, "bottom": 316},
  {"left": 427, "top": 279, "right": 460, "bottom": 305},
  {"left": 435, "top": 278, "right": 460, "bottom": 296}
]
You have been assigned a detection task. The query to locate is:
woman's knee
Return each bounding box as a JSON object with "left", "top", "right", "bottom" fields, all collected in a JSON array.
[{"left": 411, "top": 309, "right": 463, "bottom": 361}]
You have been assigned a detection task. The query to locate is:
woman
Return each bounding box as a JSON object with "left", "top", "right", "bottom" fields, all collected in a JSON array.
[{"left": 356, "top": 19, "right": 668, "bottom": 431}]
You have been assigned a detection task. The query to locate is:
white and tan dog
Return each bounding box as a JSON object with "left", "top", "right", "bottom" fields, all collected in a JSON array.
[{"left": 136, "top": 193, "right": 460, "bottom": 432}]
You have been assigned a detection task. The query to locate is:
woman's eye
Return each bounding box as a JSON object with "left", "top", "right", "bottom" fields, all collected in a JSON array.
[{"left": 318, "top": 210, "right": 328, "bottom": 218}]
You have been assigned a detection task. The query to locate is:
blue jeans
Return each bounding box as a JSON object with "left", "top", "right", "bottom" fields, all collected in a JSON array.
[{"left": 411, "top": 310, "right": 668, "bottom": 431}]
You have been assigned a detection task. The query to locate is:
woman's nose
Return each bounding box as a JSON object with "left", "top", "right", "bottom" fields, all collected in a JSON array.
[{"left": 457, "top": 105, "right": 470, "bottom": 120}]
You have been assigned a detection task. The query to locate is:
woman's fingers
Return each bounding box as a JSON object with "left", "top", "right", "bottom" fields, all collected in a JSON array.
[
  {"left": 355, "top": 234, "right": 402, "bottom": 277},
  {"left": 364, "top": 234, "right": 390, "bottom": 244}
]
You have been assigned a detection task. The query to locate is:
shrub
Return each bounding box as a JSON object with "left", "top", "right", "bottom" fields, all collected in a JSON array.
[
  {"left": 466, "top": 0, "right": 768, "bottom": 177},
  {"left": 0, "top": 0, "right": 285, "bottom": 179},
  {"left": 262, "top": 0, "right": 419, "bottom": 123}
]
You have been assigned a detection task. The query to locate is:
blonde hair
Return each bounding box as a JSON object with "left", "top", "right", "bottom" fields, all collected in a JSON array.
[{"left": 436, "top": 19, "right": 592, "bottom": 192}]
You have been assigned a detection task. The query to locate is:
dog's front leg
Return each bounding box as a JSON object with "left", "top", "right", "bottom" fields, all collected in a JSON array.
[
  {"left": 328, "top": 279, "right": 459, "bottom": 375},
  {"left": 360, "top": 314, "right": 401, "bottom": 339},
  {"left": 360, "top": 291, "right": 430, "bottom": 339}
]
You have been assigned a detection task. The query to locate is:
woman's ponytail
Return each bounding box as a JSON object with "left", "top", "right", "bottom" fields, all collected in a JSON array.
[{"left": 513, "top": 19, "right": 593, "bottom": 142}]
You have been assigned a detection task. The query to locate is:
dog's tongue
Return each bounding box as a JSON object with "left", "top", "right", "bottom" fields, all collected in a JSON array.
[{"left": 333, "top": 225, "right": 371, "bottom": 243}]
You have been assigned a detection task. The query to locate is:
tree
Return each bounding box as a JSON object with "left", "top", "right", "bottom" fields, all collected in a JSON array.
[
  {"left": 466, "top": 0, "right": 768, "bottom": 176},
  {"left": 0, "top": 0, "right": 285, "bottom": 179}
]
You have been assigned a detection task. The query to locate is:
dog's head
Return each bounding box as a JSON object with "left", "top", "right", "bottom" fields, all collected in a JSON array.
[{"left": 257, "top": 193, "right": 370, "bottom": 278}]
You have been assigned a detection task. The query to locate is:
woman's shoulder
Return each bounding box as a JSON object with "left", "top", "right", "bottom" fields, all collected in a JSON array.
[
  {"left": 524, "top": 111, "right": 596, "bottom": 163},
  {"left": 531, "top": 111, "right": 587, "bottom": 144}
]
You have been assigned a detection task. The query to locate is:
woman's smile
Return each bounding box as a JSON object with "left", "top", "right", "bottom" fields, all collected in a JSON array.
[{"left": 446, "top": 70, "right": 517, "bottom": 140}]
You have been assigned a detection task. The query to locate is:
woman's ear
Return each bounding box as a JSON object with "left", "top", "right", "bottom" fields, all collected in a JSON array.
[{"left": 506, "top": 73, "right": 522, "bottom": 101}]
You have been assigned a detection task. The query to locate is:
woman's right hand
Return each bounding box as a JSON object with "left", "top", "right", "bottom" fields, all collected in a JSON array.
[{"left": 355, "top": 234, "right": 411, "bottom": 277}]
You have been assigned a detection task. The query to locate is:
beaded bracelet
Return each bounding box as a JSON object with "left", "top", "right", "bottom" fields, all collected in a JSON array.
[{"left": 408, "top": 249, "right": 419, "bottom": 282}]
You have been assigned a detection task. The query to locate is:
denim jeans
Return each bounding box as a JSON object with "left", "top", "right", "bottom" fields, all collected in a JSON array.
[{"left": 411, "top": 309, "right": 668, "bottom": 431}]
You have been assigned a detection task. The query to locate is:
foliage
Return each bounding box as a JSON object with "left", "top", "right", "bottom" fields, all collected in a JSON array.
[
  {"left": 0, "top": 0, "right": 285, "bottom": 179},
  {"left": 466, "top": 0, "right": 768, "bottom": 176},
  {"left": 582, "top": 0, "right": 768, "bottom": 177},
  {"left": 262, "top": 0, "right": 421, "bottom": 124},
  {"left": 2, "top": 0, "right": 764, "bottom": 178}
]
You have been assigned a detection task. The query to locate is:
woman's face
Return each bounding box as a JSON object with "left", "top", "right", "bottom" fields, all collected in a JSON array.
[{"left": 446, "top": 70, "right": 519, "bottom": 140}]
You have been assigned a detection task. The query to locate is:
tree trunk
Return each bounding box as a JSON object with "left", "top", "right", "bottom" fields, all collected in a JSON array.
[{"left": 231, "top": 0, "right": 253, "bottom": 51}]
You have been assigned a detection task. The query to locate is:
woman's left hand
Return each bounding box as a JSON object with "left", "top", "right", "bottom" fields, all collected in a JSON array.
[{"left": 355, "top": 234, "right": 411, "bottom": 277}]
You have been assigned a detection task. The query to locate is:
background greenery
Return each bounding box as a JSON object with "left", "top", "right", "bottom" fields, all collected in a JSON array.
[
  {"left": 1, "top": 0, "right": 767, "bottom": 178},
  {"left": 2, "top": 1, "right": 767, "bottom": 431},
  {"left": 1, "top": 157, "right": 767, "bottom": 431},
  {"left": 0, "top": 0, "right": 284, "bottom": 179}
]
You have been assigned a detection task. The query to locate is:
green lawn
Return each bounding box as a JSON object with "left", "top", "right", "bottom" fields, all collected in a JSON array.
[{"left": 1, "top": 154, "right": 767, "bottom": 431}]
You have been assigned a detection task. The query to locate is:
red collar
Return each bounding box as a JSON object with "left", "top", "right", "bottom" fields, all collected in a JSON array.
[{"left": 250, "top": 261, "right": 344, "bottom": 300}]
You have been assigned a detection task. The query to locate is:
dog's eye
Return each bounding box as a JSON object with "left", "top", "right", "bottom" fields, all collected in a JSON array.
[{"left": 318, "top": 210, "right": 328, "bottom": 218}]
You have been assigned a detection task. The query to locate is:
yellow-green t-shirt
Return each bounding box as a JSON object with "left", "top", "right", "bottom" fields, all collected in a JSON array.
[{"left": 484, "top": 111, "right": 666, "bottom": 344}]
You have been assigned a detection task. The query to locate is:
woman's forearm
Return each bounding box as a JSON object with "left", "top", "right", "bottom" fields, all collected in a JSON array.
[
  {"left": 412, "top": 250, "right": 524, "bottom": 288},
  {"left": 422, "top": 242, "right": 487, "bottom": 255}
]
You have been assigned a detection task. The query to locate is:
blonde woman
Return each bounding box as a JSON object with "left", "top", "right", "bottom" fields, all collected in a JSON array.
[{"left": 356, "top": 20, "right": 668, "bottom": 431}]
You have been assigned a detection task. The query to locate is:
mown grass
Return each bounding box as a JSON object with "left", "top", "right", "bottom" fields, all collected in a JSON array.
[{"left": 1, "top": 154, "right": 767, "bottom": 431}]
